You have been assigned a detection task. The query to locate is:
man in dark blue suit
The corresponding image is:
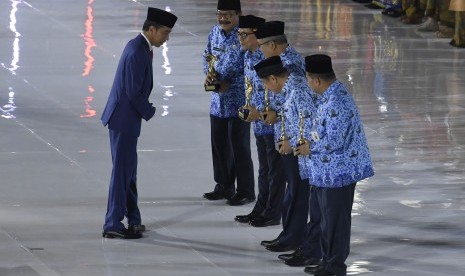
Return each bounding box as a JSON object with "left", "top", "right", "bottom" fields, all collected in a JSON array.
[{"left": 101, "top": 7, "right": 177, "bottom": 239}]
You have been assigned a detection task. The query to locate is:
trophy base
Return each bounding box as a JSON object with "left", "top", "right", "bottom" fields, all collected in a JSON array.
[
  {"left": 204, "top": 82, "right": 221, "bottom": 92},
  {"left": 238, "top": 108, "right": 250, "bottom": 121}
]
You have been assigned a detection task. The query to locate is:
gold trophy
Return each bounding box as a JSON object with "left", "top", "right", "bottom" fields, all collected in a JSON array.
[
  {"left": 238, "top": 77, "right": 253, "bottom": 120},
  {"left": 204, "top": 53, "right": 221, "bottom": 91},
  {"left": 277, "top": 109, "right": 289, "bottom": 150},
  {"left": 297, "top": 112, "right": 307, "bottom": 146},
  {"left": 261, "top": 88, "right": 273, "bottom": 120}
]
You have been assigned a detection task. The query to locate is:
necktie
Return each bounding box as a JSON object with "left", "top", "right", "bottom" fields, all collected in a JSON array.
[{"left": 149, "top": 50, "right": 153, "bottom": 61}]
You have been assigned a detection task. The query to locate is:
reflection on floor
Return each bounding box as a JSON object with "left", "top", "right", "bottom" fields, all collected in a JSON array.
[{"left": 0, "top": 0, "right": 464, "bottom": 275}]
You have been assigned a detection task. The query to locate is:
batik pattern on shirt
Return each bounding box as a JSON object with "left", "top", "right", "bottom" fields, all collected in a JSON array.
[
  {"left": 280, "top": 74, "right": 316, "bottom": 180},
  {"left": 244, "top": 49, "right": 274, "bottom": 136},
  {"left": 308, "top": 80, "right": 374, "bottom": 187},
  {"left": 270, "top": 45, "right": 306, "bottom": 114},
  {"left": 203, "top": 25, "right": 245, "bottom": 118}
]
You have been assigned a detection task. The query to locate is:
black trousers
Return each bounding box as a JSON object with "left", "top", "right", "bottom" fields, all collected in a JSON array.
[
  {"left": 300, "top": 184, "right": 322, "bottom": 259},
  {"left": 251, "top": 134, "right": 285, "bottom": 219},
  {"left": 210, "top": 115, "right": 255, "bottom": 197},
  {"left": 315, "top": 183, "right": 356, "bottom": 276},
  {"left": 277, "top": 154, "right": 310, "bottom": 247}
]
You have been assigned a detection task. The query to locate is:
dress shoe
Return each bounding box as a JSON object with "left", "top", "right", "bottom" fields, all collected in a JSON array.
[
  {"left": 203, "top": 190, "right": 233, "bottom": 200},
  {"left": 128, "top": 224, "right": 146, "bottom": 234},
  {"left": 226, "top": 193, "right": 255, "bottom": 206},
  {"left": 304, "top": 265, "right": 324, "bottom": 274},
  {"left": 314, "top": 270, "right": 335, "bottom": 276},
  {"left": 249, "top": 216, "right": 280, "bottom": 227},
  {"left": 234, "top": 212, "right": 258, "bottom": 223},
  {"left": 260, "top": 238, "right": 278, "bottom": 247},
  {"left": 278, "top": 248, "right": 301, "bottom": 261},
  {"left": 265, "top": 242, "right": 295, "bottom": 252},
  {"left": 284, "top": 252, "right": 320, "bottom": 267},
  {"left": 102, "top": 228, "right": 142, "bottom": 239}
]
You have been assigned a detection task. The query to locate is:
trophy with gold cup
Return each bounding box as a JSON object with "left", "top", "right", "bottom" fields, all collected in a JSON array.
[
  {"left": 261, "top": 88, "right": 273, "bottom": 121},
  {"left": 276, "top": 109, "right": 289, "bottom": 151},
  {"left": 204, "top": 53, "right": 221, "bottom": 92},
  {"left": 297, "top": 112, "right": 307, "bottom": 146},
  {"left": 239, "top": 77, "right": 253, "bottom": 120}
]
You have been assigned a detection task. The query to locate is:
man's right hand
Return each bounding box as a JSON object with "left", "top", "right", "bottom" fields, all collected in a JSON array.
[{"left": 260, "top": 110, "right": 278, "bottom": 125}]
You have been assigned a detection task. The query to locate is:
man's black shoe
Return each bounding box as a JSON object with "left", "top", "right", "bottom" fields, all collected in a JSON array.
[
  {"left": 278, "top": 248, "right": 301, "bottom": 261},
  {"left": 128, "top": 224, "right": 146, "bottom": 234},
  {"left": 249, "top": 216, "right": 280, "bottom": 227},
  {"left": 284, "top": 252, "right": 320, "bottom": 267},
  {"left": 265, "top": 242, "right": 295, "bottom": 252},
  {"left": 203, "top": 191, "right": 232, "bottom": 200},
  {"left": 304, "top": 265, "right": 325, "bottom": 274},
  {"left": 226, "top": 193, "right": 255, "bottom": 206},
  {"left": 260, "top": 238, "right": 278, "bottom": 247},
  {"left": 102, "top": 228, "right": 142, "bottom": 239},
  {"left": 314, "top": 270, "right": 335, "bottom": 276},
  {"left": 234, "top": 212, "right": 258, "bottom": 223}
]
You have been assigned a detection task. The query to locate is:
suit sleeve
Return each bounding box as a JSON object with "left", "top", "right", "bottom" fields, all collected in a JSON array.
[{"left": 124, "top": 51, "right": 155, "bottom": 121}]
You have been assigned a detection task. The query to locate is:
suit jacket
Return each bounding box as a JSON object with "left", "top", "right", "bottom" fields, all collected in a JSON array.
[{"left": 101, "top": 34, "right": 155, "bottom": 137}]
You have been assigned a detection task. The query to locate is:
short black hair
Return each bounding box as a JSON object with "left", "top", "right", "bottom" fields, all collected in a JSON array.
[
  {"left": 308, "top": 71, "right": 336, "bottom": 82},
  {"left": 142, "top": 20, "right": 163, "bottom": 31}
]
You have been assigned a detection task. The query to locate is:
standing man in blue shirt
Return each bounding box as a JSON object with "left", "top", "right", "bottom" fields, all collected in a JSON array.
[
  {"left": 254, "top": 57, "right": 319, "bottom": 259},
  {"left": 202, "top": 0, "right": 255, "bottom": 206},
  {"left": 233, "top": 15, "right": 286, "bottom": 227},
  {"left": 296, "top": 55, "right": 375, "bottom": 276},
  {"left": 254, "top": 22, "right": 311, "bottom": 254},
  {"left": 101, "top": 7, "right": 177, "bottom": 239}
]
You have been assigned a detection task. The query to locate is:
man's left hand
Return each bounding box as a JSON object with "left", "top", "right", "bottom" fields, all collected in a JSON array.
[
  {"left": 294, "top": 140, "right": 310, "bottom": 156},
  {"left": 278, "top": 140, "right": 292, "bottom": 155}
]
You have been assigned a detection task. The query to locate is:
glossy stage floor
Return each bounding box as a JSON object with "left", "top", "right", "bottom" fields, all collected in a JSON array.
[{"left": 1, "top": 0, "right": 464, "bottom": 275}]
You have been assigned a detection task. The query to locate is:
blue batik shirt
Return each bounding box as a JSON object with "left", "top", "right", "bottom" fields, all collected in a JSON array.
[
  {"left": 203, "top": 25, "right": 245, "bottom": 118},
  {"left": 279, "top": 74, "right": 317, "bottom": 180},
  {"left": 244, "top": 48, "right": 274, "bottom": 136},
  {"left": 269, "top": 45, "right": 306, "bottom": 116},
  {"left": 308, "top": 80, "right": 374, "bottom": 187}
]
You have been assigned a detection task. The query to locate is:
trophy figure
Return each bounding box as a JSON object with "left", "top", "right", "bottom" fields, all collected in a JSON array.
[
  {"left": 204, "top": 53, "right": 221, "bottom": 92},
  {"left": 277, "top": 109, "right": 289, "bottom": 150},
  {"left": 261, "top": 88, "right": 273, "bottom": 120},
  {"left": 238, "top": 77, "right": 253, "bottom": 120},
  {"left": 297, "top": 112, "right": 307, "bottom": 146}
]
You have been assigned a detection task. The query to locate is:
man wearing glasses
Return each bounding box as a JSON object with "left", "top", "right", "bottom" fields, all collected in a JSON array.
[
  {"left": 255, "top": 21, "right": 314, "bottom": 257},
  {"left": 202, "top": 0, "right": 256, "bottom": 206},
  {"left": 233, "top": 15, "right": 286, "bottom": 228}
]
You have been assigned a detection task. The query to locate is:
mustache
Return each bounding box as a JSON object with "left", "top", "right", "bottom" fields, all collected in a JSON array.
[{"left": 219, "top": 20, "right": 231, "bottom": 25}]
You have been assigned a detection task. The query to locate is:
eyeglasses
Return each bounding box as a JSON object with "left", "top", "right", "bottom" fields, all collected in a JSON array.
[
  {"left": 216, "top": 12, "right": 235, "bottom": 19},
  {"left": 237, "top": 32, "right": 254, "bottom": 39},
  {"left": 258, "top": 40, "right": 272, "bottom": 47}
]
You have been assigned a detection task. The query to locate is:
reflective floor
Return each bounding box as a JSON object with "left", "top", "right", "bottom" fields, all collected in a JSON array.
[{"left": 1, "top": 0, "right": 464, "bottom": 275}]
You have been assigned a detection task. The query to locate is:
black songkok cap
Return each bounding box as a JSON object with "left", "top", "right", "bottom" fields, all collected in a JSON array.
[
  {"left": 217, "top": 0, "right": 241, "bottom": 10},
  {"left": 255, "top": 21, "right": 285, "bottom": 39},
  {"left": 147, "top": 7, "right": 178, "bottom": 28},
  {"left": 239, "top": 15, "right": 266, "bottom": 29},
  {"left": 305, "top": 54, "right": 334, "bottom": 74},
  {"left": 254, "top": 56, "right": 285, "bottom": 78}
]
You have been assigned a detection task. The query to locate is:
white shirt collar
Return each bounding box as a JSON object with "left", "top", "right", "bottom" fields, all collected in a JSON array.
[{"left": 140, "top": 32, "right": 152, "bottom": 51}]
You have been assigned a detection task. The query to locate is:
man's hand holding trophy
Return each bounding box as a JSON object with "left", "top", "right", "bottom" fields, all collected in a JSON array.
[
  {"left": 239, "top": 77, "right": 255, "bottom": 121},
  {"left": 204, "top": 53, "right": 227, "bottom": 92},
  {"left": 293, "top": 111, "right": 310, "bottom": 156},
  {"left": 260, "top": 88, "right": 277, "bottom": 125}
]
